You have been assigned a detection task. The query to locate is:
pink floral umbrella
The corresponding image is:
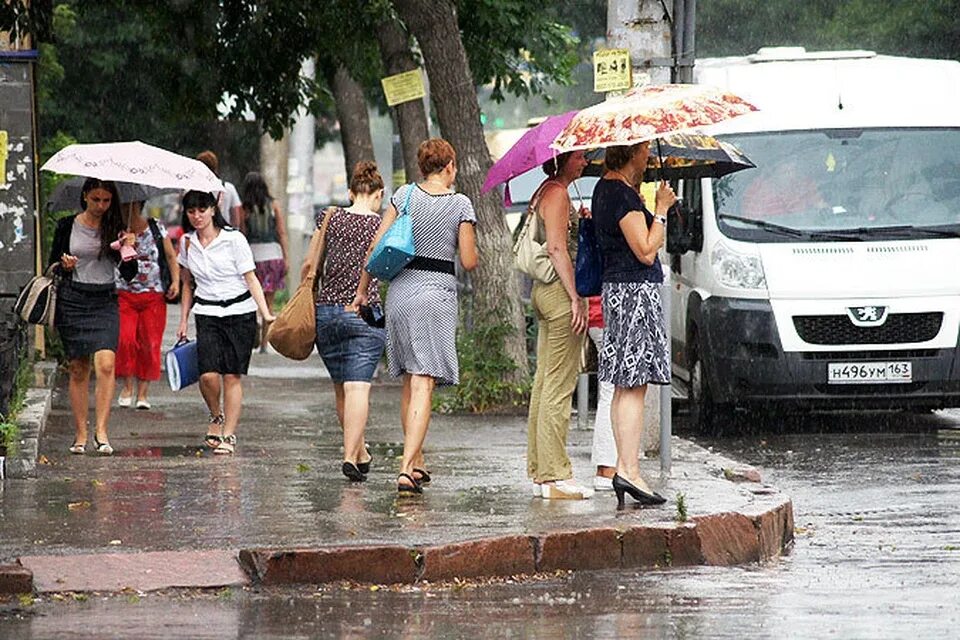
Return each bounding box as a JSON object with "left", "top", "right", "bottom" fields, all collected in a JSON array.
[{"left": 551, "top": 84, "right": 758, "bottom": 153}]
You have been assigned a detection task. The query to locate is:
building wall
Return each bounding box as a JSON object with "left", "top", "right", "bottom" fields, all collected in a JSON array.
[{"left": 0, "top": 53, "right": 38, "bottom": 414}]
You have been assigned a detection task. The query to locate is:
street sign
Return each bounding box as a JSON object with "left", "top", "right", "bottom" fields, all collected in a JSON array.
[
  {"left": 593, "top": 49, "right": 632, "bottom": 93},
  {"left": 381, "top": 69, "right": 426, "bottom": 107},
  {"left": 0, "top": 130, "right": 7, "bottom": 186}
]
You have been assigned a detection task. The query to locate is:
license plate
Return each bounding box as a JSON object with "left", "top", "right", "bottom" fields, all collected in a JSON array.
[{"left": 827, "top": 361, "right": 912, "bottom": 384}]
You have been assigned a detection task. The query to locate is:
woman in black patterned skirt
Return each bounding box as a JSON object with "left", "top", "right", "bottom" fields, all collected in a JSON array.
[
  {"left": 51, "top": 178, "right": 138, "bottom": 455},
  {"left": 591, "top": 142, "right": 676, "bottom": 509},
  {"left": 353, "top": 139, "right": 478, "bottom": 495}
]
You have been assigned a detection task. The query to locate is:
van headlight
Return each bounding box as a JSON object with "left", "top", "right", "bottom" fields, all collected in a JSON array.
[{"left": 711, "top": 242, "right": 767, "bottom": 289}]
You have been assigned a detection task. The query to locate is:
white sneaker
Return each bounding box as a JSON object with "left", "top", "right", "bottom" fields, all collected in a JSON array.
[
  {"left": 117, "top": 394, "right": 132, "bottom": 408},
  {"left": 593, "top": 475, "right": 614, "bottom": 491},
  {"left": 533, "top": 482, "right": 544, "bottom": 497},
  {"left": 541, "top": 480, "right": 594, "bottom": 500}
]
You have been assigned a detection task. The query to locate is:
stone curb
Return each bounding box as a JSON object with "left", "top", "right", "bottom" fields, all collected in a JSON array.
[
  {"left": 0, "top": 564, "right": 32, "bottom": 595},
  {"left": 241, "top": 495, "right": 794, "bottom": 587},
  {"left": 7, "top": 496, "right": 792, "bottom": 593},
  {"left": 2, "top": 387, "right": 51, "bottom": 479}
]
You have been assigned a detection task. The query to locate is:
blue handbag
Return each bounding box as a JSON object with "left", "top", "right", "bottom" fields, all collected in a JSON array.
[
  {"left": 575, "top": 217, "right": 603, "bottom": 297},
  {"left": 165, "top": 338, "right": 199, "bottom": 391},
  {"left": 366, "top": 184, "right": 416, "bottom": 280}
]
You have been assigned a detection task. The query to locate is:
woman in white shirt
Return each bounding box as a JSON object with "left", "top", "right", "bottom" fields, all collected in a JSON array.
[{"left": 176, "top": 190, "right": 275, "bottom": 454}]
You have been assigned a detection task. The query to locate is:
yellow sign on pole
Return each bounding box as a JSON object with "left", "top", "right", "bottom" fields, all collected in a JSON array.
[
  {"left": 593, "top": 49, "right": 632, "bottom": 93},
  {"left": 0, "top": 130, "right": 8, "bottom": 187},
  {"left": 381, "top": 69, "right": 426, "bottom": 107}
]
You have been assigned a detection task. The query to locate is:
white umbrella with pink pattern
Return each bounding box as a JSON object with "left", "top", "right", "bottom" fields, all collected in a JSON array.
[{"left": 551, "top": 83, "right": 759, "bottom": 152}]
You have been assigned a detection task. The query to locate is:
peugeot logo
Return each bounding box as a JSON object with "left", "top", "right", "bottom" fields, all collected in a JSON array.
[{"left": 847, "top": 305, "right": 888, "bottom": 327}]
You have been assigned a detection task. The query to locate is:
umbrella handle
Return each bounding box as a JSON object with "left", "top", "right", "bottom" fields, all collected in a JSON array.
[{"left": 656, "top": 138, "right": 665, "bottom": 183}]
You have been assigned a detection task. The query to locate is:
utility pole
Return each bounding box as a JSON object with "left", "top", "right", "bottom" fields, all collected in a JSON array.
[
  {"left": 285, "top": 58, "right": 316, "bottom": 292},
  {"left": 606, "top": 0, "right": 697, "bottom": 475},
  {"left": 259, "top": 131, "right": 289, "bottom": 253}
]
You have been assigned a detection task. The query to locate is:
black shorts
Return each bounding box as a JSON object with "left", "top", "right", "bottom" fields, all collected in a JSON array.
[{"left": 196, "top": 312, "right": 257, "bottom": 375}]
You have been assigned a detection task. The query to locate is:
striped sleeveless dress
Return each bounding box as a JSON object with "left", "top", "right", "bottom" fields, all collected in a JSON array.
[{"left": 385, "top": 184, "right": 476, "bottom": 385}]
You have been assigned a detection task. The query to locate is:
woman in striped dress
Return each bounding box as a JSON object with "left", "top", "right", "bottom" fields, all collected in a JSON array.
[{"left": 353, "top": 138, "right": 478, "bottom": 494}]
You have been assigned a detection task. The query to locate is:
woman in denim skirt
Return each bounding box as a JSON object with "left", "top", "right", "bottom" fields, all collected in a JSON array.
[{"left": 302, "top": 161, "right": 386, "bottom": 482}]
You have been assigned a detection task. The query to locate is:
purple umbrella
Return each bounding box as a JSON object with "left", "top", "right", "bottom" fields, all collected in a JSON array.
[{"left": 481, "top": 110, "right": 578, "bottom": 206}]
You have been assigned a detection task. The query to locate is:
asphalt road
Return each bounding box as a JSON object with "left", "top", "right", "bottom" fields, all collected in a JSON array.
[{"left": 2, "top": 408, "right": 958, "bottom": 639}]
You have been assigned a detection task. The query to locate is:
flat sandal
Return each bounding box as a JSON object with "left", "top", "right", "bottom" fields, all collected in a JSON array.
[
  {"left": 397, "top": 473, "right": 422, "bottom": 495},
  {"left": 214, "top": 434, "right": 236, "bottom": 455},
  {"left": 204, "top": 412, "right": 224, "bottom": 449}
]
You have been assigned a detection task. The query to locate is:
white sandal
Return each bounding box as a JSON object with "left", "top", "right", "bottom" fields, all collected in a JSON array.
[{"left": 214, "top": 434, "right": 236, "bottom": 455}]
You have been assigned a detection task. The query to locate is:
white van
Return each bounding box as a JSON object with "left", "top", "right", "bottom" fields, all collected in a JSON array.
[{"left": 670, "top": 47, "right": 960, "bottom": 430}]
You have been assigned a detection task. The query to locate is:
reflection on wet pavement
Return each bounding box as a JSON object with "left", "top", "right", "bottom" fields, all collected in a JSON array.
[
  {"left": 1, "top": 377, "right": 721, "bottom": 562},
  {"left": 3, "top": 411, "right": 958, "bottom": 638}
]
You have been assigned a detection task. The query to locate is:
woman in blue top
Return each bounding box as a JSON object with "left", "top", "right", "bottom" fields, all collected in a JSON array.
[{"left": 591, "top": 141, "right": 676, "bottom": 509}]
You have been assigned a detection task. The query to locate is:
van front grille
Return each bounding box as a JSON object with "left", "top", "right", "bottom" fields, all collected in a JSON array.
[
  {"left": 793, "top": 313, "right": 943, "bottom": 345},
  {"left": 800, "top": 349, "right": 941, "bottom": 360}
]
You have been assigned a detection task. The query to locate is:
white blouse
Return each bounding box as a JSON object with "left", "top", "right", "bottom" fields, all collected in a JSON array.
[{"left": 177, "top": 228, "right": 257, "bottom": 317}]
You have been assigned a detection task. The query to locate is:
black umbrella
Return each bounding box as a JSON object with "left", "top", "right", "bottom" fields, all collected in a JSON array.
[
  {"left": 584, "top": 132, "right": 755, "bottom": 181},
  {"left": 46, "top": 177, "right": 178, "bottom": 212}
]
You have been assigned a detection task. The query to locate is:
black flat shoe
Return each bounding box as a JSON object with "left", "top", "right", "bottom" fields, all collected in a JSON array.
[
  {"left": 341, "top": 462, "right": 366, "bottom": 482},
  {"left": 412, "top": 467, "right": 431, "bottom": 484},
  {"left": 357, "top": 445, "right": 372, "bottom": 475},
  {"left": 612, "top": 474, "right": 666, "bottom": 509},
  {"left": 397, "top": 473, "right": 422, "bottom": 494}
]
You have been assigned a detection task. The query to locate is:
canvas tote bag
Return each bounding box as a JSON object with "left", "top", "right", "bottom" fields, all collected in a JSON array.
[{"left": 267, "top": 208, "right": 338, "bottom": 360}]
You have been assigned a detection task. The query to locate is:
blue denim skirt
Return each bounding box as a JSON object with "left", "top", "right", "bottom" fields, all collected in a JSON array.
[{"left": 315, "top": 304, "right": 386, "bottom": 382}]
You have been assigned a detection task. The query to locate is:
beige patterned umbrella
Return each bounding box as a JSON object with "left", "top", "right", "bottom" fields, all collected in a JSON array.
[{"left": 551, "top": 83, "right": 759, "bottom": 152}]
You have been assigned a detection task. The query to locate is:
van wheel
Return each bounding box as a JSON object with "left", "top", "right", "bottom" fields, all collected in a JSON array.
[{"left": 688, "top": 347, "right": 729, "bottom": 435}]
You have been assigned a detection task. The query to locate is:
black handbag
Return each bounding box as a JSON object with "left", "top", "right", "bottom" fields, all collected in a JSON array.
[
  {"left": 147, "top": 218, "right": 173, "bottom": 293},
  {"left": 14, "top": 264, "right": 60, "bottom": 327}
]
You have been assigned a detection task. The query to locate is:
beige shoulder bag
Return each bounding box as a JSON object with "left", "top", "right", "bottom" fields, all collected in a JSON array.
[{"left": 513, "top": 184, "right": 559, "bottom": 284}]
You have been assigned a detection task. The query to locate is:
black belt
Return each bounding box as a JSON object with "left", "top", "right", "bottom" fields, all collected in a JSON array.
[
  {"left": 404, "top": 256, "right": 455, "bottom": 275},
  {"left": 194, "top": 291, "right": 252, "bottom": 307}
]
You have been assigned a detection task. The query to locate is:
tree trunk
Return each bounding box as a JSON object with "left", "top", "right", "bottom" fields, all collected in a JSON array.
[
  {"left": 393, "top": 0, "right": 527, "bottom": 381},
  {"left": 330, "top": 63, "right": 375, "bottom": 179},
  {"left": 375, "top": 14, "right": 430, "bottom": 183}
]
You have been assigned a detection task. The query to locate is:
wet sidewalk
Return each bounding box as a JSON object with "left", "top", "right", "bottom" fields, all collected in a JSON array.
[{"left": 0, "top": 350, "right": 792, "bottom": 593}]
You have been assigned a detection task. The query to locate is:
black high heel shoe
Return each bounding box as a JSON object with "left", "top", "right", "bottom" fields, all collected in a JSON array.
[
  {"left": 612, "top": 474, "right": 666, "bottom": 509},
  {"left": 357, "top": 445, "right": 372, "bottom": 475},
  {"left": 342, "top": 462, "right": 366, "bottom": 482}
]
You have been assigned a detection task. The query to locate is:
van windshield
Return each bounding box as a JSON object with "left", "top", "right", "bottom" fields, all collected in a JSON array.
[{"left": 713, "top": 128, "right": 960, "bottom": 242}]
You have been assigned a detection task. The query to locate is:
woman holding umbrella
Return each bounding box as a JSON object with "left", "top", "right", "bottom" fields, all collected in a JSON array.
[
  {"left": 526, "top": 149, "right": 595, "bottom": 500},
  {"left": 591, "top": 142, "right": 675, "bottom": 509},
  {"left": 51, "top": 178, "right": 137, "bottom": 455}
]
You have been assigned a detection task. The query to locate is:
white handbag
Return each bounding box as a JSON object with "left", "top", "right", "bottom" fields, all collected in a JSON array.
[{"left": 513, "top": 190, "right": 558, "bottom": 284}]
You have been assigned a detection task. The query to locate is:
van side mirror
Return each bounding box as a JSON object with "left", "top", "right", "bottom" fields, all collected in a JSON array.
[{"left": 666, "top": 200, "right": 703, "bottom": 254}]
